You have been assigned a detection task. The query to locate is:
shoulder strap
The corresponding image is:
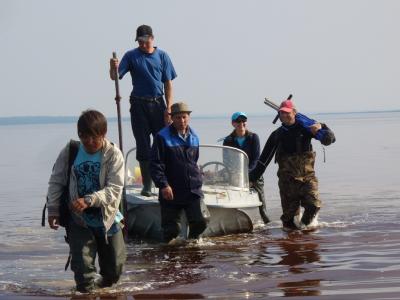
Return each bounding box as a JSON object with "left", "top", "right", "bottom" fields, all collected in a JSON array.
[
  {"left": 68, "top": 140, "right": 80, "bottom": 170},
  {"left": 41, "top": 140, "right": 80, "bottom": 227},
  {"left": 63, "top": 140, "right": 79, "bottom": 271},
  {"left": 66, "top": 140, "right": 80, "bottom": 188}
]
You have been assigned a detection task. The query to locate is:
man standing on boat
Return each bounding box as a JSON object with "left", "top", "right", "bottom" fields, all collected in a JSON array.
[
  {"left": 249, "top": 100, "right": 336, "bottom": 230},
  {"left": 150, "top": 102, "right": 207, "bottom": 243},
  {"left": 223, "top": 112, "right": 270, "bottom": 224},
  {"left": 110, "top": 24, "right": 177, "bottom": 197}
]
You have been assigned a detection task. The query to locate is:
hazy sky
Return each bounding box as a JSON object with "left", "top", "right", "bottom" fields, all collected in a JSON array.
[{"left": 1, "top": 0, "right": 399, "bottom": 118}]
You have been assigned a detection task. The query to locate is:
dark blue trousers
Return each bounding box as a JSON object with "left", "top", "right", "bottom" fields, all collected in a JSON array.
[
  {"left": 130, "top": 96, "right": 166, "bottom": 161},
  {"left": 160, "top": 193, "right": 207, "bottom": 243}
]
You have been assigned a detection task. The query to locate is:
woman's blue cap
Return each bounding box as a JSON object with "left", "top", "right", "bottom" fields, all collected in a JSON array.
[{"left": 231, "top": 112, "right": 247, "bottom": 121}]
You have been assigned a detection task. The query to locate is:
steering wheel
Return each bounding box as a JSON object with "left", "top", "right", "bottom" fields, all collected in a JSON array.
[{"left": 200, "top": 161, "right": 232, "bottom": 185}]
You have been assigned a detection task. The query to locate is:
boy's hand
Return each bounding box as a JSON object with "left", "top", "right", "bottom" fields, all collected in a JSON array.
[
  {"left": 71, "top": 198, "right": 89, "bottom": 213},
  {"left": 48, "top": 216, "right": 60, "bottom": 230}
]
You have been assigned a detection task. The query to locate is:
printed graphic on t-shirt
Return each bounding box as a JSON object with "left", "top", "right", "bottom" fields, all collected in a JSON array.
[{"left": 74, "top": 161, "right": 101, "bottom": 197}]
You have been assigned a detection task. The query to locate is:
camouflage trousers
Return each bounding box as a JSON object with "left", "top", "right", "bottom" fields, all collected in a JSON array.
[{"left": 277, "top": 151, "right": 321, "bottom": 223}]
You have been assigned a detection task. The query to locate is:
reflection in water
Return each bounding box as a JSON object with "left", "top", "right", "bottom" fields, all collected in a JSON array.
[
  {"left": 70, "top": 294, "right": 204, "bottom": 300},
  {"left": 70, "top": 295, "right": 128, "bottom": 300},
  {"left": 276, "top": 231, "right": 321, "bottom": 296},
  {"left": 277, "top": 279, "right": 321, "bottom": 297},
  {"left": 132, "top": 294, "right": 204, "bottom": 299},
  {"left": 278, "top": 231, "right": 321, "bottom": 273},
  {"left": 148, "top": 245, "right": 207, "bottom": 287},
  {"left": 125, "top": 243, "right": 208, "bottom": 289}
]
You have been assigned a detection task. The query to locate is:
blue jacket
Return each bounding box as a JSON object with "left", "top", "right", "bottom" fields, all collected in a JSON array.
[{"left": 150, "top": 125, "right": 203, "bottom": 202}]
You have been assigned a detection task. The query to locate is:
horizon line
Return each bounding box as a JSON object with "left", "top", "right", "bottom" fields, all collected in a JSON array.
[{"left": 0, "top": 109, "right": 399, "bottom": 126}]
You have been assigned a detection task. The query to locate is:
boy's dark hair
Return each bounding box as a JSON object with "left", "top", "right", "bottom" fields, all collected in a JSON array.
[{"left": 77, "top": 110, "right": 107, "bottom": 137}]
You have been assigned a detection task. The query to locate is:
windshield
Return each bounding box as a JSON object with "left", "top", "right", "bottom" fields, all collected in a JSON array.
[
  {"left": 125, "top": 145, "right": 250, "bottom": 189},
  {"left": 198, "top": 145, "right": 249, "bottom": 189}
]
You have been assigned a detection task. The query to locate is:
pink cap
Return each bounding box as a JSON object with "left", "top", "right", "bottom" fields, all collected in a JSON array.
[{"left": 279, "top": 100, "right": 295, "bottom": 113}]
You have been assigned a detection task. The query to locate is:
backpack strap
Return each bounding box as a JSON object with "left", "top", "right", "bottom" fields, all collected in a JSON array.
[
  {"left": 63, "top": 140, "right": 79, "bottom": 271},
  {"left": 41, "top": 140, "right": 80, "bottom": 271},
  {"left": 41, "top": 202, "right": 47, "bottom": 227},
  {"left": 41, "top": 140, "right": 80, "bottom": 227},
  {"left": 66, "top": 140, "right": 80, "bottom": 187}
]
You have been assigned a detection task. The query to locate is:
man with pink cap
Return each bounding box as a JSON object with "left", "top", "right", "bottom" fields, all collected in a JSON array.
[{"left": 249, "top": 99, "right": 335, "bottom": 230}]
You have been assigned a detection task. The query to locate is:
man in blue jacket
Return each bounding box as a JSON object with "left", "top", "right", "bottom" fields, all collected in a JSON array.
[{"left": 150, "top": 102, "right": 207, "bottom": 243}]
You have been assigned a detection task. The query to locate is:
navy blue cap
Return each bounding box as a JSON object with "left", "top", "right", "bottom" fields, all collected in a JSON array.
[{"left": 135, "top": 25, "right": 153, "bottom": 41}]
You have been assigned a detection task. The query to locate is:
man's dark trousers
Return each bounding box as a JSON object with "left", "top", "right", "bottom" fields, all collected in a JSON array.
[
  {"left": 130, "top": 96, "right": 166, "bottom": 162},
  {"left": 160, "top": 192, "right": 207, "bottom": 243}
]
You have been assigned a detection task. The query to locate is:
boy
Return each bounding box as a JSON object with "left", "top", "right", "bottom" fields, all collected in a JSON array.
[{"left": 47, "top": 110, "right": 126, "bottom": 292}]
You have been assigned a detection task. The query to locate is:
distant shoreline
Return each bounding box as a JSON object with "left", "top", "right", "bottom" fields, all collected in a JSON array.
[{"left": 0, "top": 110, "right": 399, "bottom": 126}]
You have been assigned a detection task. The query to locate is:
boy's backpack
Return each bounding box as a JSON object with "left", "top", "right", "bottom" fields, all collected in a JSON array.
[{"left": 41, "top": 140, "right": 80, "bottom": 270}]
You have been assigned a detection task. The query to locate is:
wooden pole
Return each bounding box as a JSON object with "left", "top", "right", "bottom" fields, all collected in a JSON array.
[
  {"left": 112, "top": 51, "right": 128, "bottom": 240},
  {"left": 113, "top": 52, "right": 124, "bottom": 152}
]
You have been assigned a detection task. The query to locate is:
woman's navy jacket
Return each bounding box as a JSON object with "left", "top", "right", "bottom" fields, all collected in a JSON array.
[
  {"left": 223, "top": 130, "right": 260, "bottom": 172},
  {"left": 150, "top": 124, "right": 203, "bottom": 201}
]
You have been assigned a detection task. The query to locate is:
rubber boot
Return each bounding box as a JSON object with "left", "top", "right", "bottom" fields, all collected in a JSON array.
[
  {"left": 282, "top": 219, "right": 298, "bottom": 231},
  {"left": 301, "top": 205, "right": 320, "bottom": 226},
  {"left": 139, "top": 161, "right": 153, "bottom": 197},
  {"left": 253, "top": 178, "right": 270, "bottom": 224},
  {"left": 258, "top": 191, "right": 270, "bottom": 224}
]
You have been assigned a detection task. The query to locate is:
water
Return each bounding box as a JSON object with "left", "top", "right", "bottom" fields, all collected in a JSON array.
[{"left": 0, "top": 112, "right": 399, "bottom": 299}]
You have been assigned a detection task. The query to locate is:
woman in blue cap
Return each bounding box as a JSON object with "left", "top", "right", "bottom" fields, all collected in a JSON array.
[{"left": 223, "top": 112, "right": 270, "bottom": 223}]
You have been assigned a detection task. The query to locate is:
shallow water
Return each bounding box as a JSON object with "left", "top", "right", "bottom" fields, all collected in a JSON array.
[{"left": 0, "top": 112, "right": 399, "bottom": 299}]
